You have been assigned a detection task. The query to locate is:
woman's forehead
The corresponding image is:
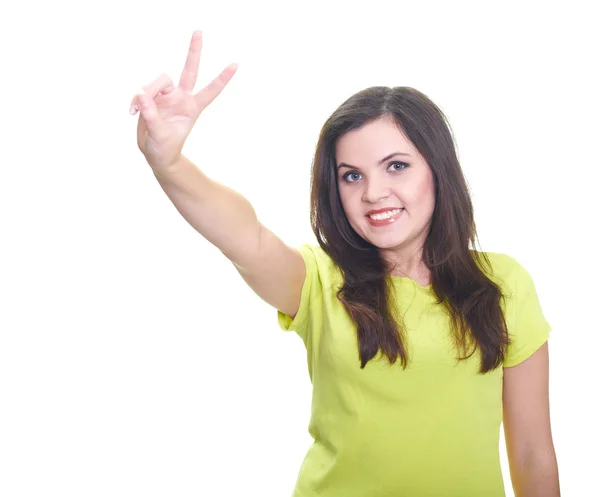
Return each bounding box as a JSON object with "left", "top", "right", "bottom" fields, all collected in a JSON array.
[{"left": 335, "top": 120, "right": 417, "bottom": 165}]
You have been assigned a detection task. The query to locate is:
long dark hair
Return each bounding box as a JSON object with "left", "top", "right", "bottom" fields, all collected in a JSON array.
[{"left": 310, "top": 86, "right": 511, "bottom": 374}]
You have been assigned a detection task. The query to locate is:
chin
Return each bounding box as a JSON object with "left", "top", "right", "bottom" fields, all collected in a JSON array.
[
  {"left": 369, "top": 238, "right": 407, "bottom": 250},
  {"left": 362, "top": 231, "right": 408, "bottom": 249},
  {"left": 350, "top": 220, "right": 408, "bottom": 248}
]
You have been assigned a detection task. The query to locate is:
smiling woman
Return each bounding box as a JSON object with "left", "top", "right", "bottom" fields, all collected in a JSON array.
[
  {"left": 335, "top": 117, "right": 436, "bottom": 270},
  {"left": 279, "top": 86, "right": 558, "bottom": 496},
  {"left": 131, "top": 31, "right": 559, "bottom": 497}
]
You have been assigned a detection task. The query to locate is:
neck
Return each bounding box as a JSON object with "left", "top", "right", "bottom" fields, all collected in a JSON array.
[{"left": 381, "top": 245, "right": 431, "bottom": 284}]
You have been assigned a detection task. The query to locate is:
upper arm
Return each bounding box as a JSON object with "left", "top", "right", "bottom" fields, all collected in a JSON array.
[
  {"left": 502, "top": 257, "right": 552, "bottom": 368},
  {"left": 230, "top": 223, "right": 306, "bottom": 318},
  {"left": 503, "top": 341, "right": 556, "bottom": 464}
]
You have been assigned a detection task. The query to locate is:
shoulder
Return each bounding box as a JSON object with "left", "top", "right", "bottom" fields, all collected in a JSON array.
[
  {"left": 478, "top": 252, "right": 525, "bottom": 280},
  {"left": 297, "top": 243, "right": 338, "bottom": 271},
  {"left": 474, "top": 253, "right": 552, "bottom": 367},
  {"left": 475, "top": 250, "right": 521, "bottom": 271},
  {"left": 296, "top": 243, "right": 344, "bottom": 288},
  {"left": 297, "top": 243, "right": 328, "bottom": 262},
  {"left": 474, "top": 251, "right": 528, "bottom": 288},
  {"left": 475, "top": 251, "right": 546, "bottom": 323}
]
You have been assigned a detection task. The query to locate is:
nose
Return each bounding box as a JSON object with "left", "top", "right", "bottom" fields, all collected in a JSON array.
[{"left": 361, "top": 177, "right": 391, "bottom": 204}]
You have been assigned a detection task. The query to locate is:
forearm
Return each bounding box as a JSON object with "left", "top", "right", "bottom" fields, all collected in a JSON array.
[
  {"left": 510, "top": 456, "right": 560, "bottom": 497},
  {"left": 152, "top": 154, "right": 261, "bottom": 265}
]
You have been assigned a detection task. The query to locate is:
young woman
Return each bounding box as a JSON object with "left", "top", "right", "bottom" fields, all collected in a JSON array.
[{"left": 129, "top": 30, "right": 560, "bottom": 497}]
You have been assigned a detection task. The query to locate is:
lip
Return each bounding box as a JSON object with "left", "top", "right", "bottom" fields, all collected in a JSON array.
[
  {"left": 365, "top": 207, "right": 403, "bottom": 216},
  {"left": 366, "top": 208, "right": 404, "bottom": 227}
]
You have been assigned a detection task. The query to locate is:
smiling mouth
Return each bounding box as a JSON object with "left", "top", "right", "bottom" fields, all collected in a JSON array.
[
  {"left": 365, "top": 208, "right": 405, "bottom": 227},
  {"left": 367, "top": 208, "right": 403, "bottom": 220}
]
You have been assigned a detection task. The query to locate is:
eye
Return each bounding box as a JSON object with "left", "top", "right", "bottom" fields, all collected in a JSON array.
[
  {"left": 388, "top": 161, "right": 408, "bottom": 172},
  {"left": 340, "top": 161, "right": 408, "bottom": 183},
  {"left": 342, "top": 171, "right": 362, "bottom": 183}
]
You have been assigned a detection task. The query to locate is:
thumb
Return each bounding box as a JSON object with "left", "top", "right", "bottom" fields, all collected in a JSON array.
[{"left": 137, "top": 91, "right": 162, "bottom": 137}]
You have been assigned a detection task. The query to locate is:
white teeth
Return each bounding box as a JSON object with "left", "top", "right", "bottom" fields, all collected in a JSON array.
[{"left": 369, "top": 208, "right": 402, "bottom": 220}]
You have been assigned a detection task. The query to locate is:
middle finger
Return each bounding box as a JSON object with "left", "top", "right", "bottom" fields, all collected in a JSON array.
[{"left": 179, "top": 30, "right": 202, "bottom": 93}]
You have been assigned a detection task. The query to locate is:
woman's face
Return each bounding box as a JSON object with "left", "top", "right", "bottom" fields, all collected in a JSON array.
[{"left": 335, "top": 116, "right": 436, "bottom": 261}]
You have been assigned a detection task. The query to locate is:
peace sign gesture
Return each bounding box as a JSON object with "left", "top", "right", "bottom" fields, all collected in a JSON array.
[{"left": 130, "top": 31, "right": 237, "bottom": 171}]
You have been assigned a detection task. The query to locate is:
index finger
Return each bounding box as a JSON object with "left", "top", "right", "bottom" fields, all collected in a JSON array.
[{"left": 179, "top": 31, "right": 203, "bottom": 93}]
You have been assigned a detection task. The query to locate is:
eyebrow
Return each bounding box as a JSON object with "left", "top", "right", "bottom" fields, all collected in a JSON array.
[{"left": 337, "top": 152, "right": 411, "bottom": 171}]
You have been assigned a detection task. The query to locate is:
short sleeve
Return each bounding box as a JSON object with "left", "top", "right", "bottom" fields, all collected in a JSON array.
[
  {"left": 503, "top": 259, "right": 552, "bottom": 368},
  {"left": 277, "top": 244, "right": 322, "bottom": 343}
]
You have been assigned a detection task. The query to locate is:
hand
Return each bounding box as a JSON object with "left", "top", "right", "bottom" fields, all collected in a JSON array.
[{"left": 130, "top": 30, "right": 237, "bottom": 171}]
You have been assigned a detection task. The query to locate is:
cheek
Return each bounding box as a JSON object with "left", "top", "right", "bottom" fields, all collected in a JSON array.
[
  {"left": 409, "top": 173, "right": 436, "bottom": 206},
  {"left": 338, "top": 187, "right": 363, "bottom": 223},
  {"left": 338, "top": 186, "right": 352, "bottom": 210},
  {"left": 416, "top": 180, "right": 434, "bottom": 202}
]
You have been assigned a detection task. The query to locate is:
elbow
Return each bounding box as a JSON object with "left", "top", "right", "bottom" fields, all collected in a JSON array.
[{"left": 509, "top": 450, "right": 561, "bottom": 497}]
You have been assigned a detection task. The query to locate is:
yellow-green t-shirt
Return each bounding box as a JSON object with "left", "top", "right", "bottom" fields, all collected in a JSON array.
[{"left": 277, "top": 244, "right": 551, "bottom": 497}]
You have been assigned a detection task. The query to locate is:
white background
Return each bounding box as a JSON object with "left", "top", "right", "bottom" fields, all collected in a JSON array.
[{"left": 1, "top": 1, "right": 598, "bottom": 495}]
